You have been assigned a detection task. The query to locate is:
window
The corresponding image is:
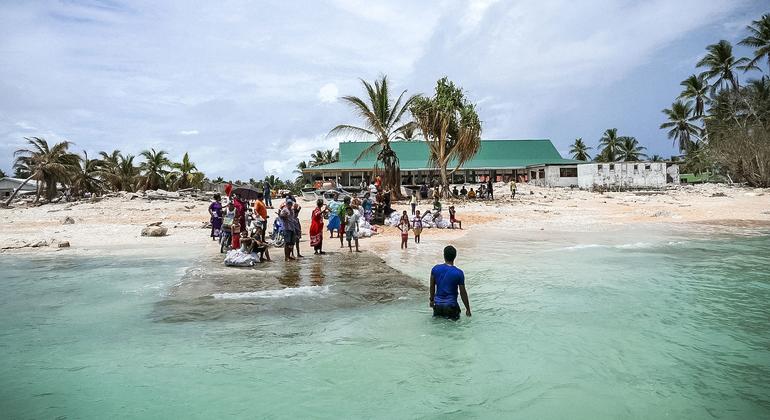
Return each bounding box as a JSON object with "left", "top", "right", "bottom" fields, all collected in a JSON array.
[
  {"left": 633, "top": 164, "right": 639, "bottom": 174},
  {"left": 597, "top": 164, "right": 603, "bottom": 171},
  {"left": 559, "top": 167, "right": 577, "bottom": 177},
  {"left": 645, "top": 164, "right": 651, "bottom": 170},
  {"left": 538, "top": 169, "right": 545, "bottom": 179},
  {"left": 609, "top": 164, "right": 615, "bottom": 171}
]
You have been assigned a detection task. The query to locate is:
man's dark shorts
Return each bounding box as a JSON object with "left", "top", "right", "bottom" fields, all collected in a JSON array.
[
  {"left": 433, "top": 304, "right": 461, "bottom": 320},
  {"left": 283, "top": 230, "right": 296, "bottom": 246}
]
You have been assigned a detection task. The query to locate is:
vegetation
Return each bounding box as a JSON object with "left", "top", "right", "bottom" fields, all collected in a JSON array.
[
  {"left": 329, "top": 75, "right": 418, "bottom": 199},
  {"left": 4, "top": 137, "right": 212, "bottom": 204},
  {"left": 617, "top": 137, "right": 647, "bottom": 161},
  {"left": 309, "top": 149, "right": 339, "bottom": 167},
  {"left": 569, "top": 138, "right": 591, "bottom": 161},
  {"left": 410, "top": 77, "right": 482, "bottom": 197},
  {"left": 659, "top": 13, "right": 770, "bottom": 187}
]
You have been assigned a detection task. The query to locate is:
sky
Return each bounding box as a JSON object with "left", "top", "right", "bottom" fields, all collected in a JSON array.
[{"left": 0, "top": 0, "right": 767, "bottom": 181}]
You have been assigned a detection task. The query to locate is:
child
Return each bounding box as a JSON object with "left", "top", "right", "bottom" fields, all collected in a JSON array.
[
  {"left": 449, "top": 206, "right": 462, "bottom": 229},
  {"left": 344, "top": 207, "right": 361, "bottom": 252},
  {"left": 399, "top": 210, "right": 410, "bottom": 249},
  {"left": 412, "top": 209, "right": 423, "bottom": 244},
  {"left": 410, "top": 191, "right": 418, "bottom": 215},
  {"left": 231, "top": 218, "right": 241, "bottom": 250}
]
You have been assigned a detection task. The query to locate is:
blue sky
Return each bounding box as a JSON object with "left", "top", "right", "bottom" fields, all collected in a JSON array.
[{"left": 0, "top": 0, "right": 767, "bottom": 180}]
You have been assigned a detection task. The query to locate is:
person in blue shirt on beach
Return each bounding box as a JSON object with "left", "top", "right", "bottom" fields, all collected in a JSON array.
[{"left": 430, "top": 245, "right": 471, "bottom": 320}]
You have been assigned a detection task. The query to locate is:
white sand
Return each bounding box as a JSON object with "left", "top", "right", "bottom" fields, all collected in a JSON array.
[{"left": 1, "top": 184, "right": 768, "bottom": 256}]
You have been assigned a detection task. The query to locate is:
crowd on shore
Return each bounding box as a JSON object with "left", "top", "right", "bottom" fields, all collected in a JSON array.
[{"left": 206, "top": 177, "right": 518, "bottom": 267}]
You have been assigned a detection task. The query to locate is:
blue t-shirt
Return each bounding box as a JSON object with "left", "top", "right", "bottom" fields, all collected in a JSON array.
[{"left": 431, "top": 264, "right": 465, "bottom": 306}]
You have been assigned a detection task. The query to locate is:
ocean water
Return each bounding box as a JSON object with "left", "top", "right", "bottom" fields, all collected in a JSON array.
[{"left": 1, "top": 228, "right": 769, "bottom": 419}]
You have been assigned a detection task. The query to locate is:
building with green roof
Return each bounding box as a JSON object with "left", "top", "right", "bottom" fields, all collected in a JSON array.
[{"left": 303, "top": 139, "right": 581, "bottom": 187}]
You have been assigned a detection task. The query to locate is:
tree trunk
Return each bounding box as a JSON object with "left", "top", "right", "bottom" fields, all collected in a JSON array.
[
  {"left": 439, "top": 165, "right": 450, "bottom": 199},
  {"left": 4, "top": 175, "right": 35, "bottom": 206}
]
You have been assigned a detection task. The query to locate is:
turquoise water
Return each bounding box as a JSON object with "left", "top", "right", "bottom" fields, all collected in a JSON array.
[{"left": 1, "top": 229, "right": 769, "bottom": 419}]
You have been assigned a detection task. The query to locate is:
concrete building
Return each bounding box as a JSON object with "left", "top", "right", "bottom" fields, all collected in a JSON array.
[
  {"left": 527, "top": 164, "right": 579, "bottom": 188},
  {"left": 0, "top": 177, "right": 38, "bottom": 199},
  {"left": 577, "top": 162, "right": 679, "bottom": 190},
  {"left": 302, "top": 139, "right": 580, "bottom": 187}
]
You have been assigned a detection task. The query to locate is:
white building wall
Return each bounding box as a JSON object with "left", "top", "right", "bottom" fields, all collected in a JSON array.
[{"left": 577, "top": 162, "right": 678, "bottom": 189}]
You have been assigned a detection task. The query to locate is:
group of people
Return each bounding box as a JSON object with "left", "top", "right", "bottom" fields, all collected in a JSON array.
[{"left": 208, "top": 191, "right": 273, "bottom": 264}]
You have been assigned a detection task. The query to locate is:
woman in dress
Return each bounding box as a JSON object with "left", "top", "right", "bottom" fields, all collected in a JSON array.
[
  {"left": 361, "top": 192, "right": 373, "bottom": 223},
  {"left": 309, "top": 199, "right": 328, "bottom": 254},
  {"left": 208, "top": 193, "right": 223, "bottom": 240}
]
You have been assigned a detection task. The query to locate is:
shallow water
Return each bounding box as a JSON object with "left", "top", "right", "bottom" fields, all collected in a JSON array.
[{"left": 1, "top": 228, "right": 769, "bottom": 419}]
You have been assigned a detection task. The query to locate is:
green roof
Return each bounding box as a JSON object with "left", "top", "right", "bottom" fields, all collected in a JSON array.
[{"left": 306, "top": 139, "right": 578, "bottom": 171}]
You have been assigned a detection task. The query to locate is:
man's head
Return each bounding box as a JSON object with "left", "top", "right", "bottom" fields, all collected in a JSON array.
[
  {"left": 316, "top": 198, "right": 324, "bottom": 207},
  {"left": 443, "top": 245, "right": 457, "bottom": 263},
  {"left": 227, "top": 202, "right": 235, "bottom": 210},
  {"left": 416, "top": 210, "right": 421, "bottom": 216},
  {"left": 343, "top": 196, "right": 351, "bottom": 205},
  {"left": 213, "top": 193, "right": 221, "bottom": 201},
  {"left": 346, "top": 207, "right": 353, "bottom": 215},
  {"left": 256, "top": 192, "right": 264, "bottom": 201}
]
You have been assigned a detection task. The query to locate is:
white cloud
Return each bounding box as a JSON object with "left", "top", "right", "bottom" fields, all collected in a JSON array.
[
  {"left": 14, "top": 121, "right": 37, "bottom": 131},
  {"left": 318, "top": 83, "right": 339, "bottom": 103},
  {"left": 179, "top": 129, "right": 199, "bottom": 136}
]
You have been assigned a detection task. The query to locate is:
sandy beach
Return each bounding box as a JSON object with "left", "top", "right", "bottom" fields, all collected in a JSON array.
[{"left": 1, "top": 183, "right": 768, "bottom": 256}]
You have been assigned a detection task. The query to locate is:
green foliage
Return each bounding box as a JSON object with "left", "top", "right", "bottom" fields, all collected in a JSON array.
[
  {"left": 10, "top": 137, "right": 79, "bottom": 203},
  {"left": 660, "top": 100, "right": 700, "bottom": 152},
  {"left": 739, "top": 13, "right": 770, "bottom": 71},
  {"left": 138, "top": 148, "right": 170, "bottom": 190},
  {"left": 696, "top": 40, "right": 750, "bottom": 92},
  {"left": 617, "top": 137, "right": 648, "bottom": 161},
  {"left": 569, "top": 138, "right": 591, "bottom": 161},
  {"left": 410, "top": 76, "right": 482, "bottom": 196},
  {"left": 596, "top": 128, "right": 620, "bottom": 162}
]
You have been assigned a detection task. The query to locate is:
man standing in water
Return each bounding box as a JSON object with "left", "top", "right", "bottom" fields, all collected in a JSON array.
[{"left": 430, "top": 245, "right": 471, "bottom": 320}]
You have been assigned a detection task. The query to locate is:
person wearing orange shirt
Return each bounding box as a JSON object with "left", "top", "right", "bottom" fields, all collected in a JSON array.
[{"left": 254, "top": 192, "right": 269, "bottom": 241}]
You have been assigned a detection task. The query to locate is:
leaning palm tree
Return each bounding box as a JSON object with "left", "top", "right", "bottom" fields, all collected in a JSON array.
[
  {"left": 617, "top": 137, "right": 648, "bottom": 161},
  {"left": 6, "top": 137, "right": 79, "bottom": 205},
  {"left": 71, "top": 151, "right": 104, "bottom": 197},
  {"left": 168, "top": 152, "right": 199, "bottom": 190},
  {"left": 679, "top": 74, "right": 710, "bottom": 117},
  {"left": 395, "top": 122, "right": 420, "bottom": 140},
  {"left": 569, "top": 138, "right": 591, "bottom": 161},
  {"left": 138, "top": 148, "right": 170, "bottom": 190},
  {"left": 740, "top": 13, "right": 770, "bottom": 71},
  {"left": 410, "top": 77, "right": 482, "bottom": 197},
  {"left": 309, "top": 150, "right": 327, "bottom": 167},
  {"left": 329, "top": 75, "right": 418, "bottom": 198},
  {"left": 697, "top": 40, "right": 750, "bottom": 91},
  {"left": 660, "top": 100, "right": 701, "bottom": 153},
  {"left": 597, "top": 128, "right": 621, "bottom": 162}
]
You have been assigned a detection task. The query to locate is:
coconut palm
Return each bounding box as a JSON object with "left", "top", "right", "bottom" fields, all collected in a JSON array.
[
  {"left": 139, "top": 148, "right": 170, "bottom": 190},
  {"left": 740, "top": 14, "right": 770, "bottom": 71},
  {"left": 617, "top": 137, "right": 648, "bottom": 161},
  {"left": 596, "top": 128, "right": 621, "bottom": 162},
  {"left": 115, "top": 154, "right": 140, "bottom": 192},
  {"left": 168, "top": 152, "right": 199, "bottom": 190},
  {"left": 70, "top": 151, "right": 104, "bottom": 196},
  {"left": 329, "top": 75, "right": 418, "bottom": 198},
  {"left": 651, "top": 154, "right": 663, "bottom": 162},
  {"left": 6, "top": 137, "right": 79, "bottom": 205},
  {"left": 569, "top": 138, "right": 591, "bottom": 161},
  {"left": 679, "top": 74, "right": 710, "bottom": 117},
  {"left": 97, "top": 149, "right": 122, "bottom": 191},
  {"left": 696, "top": 40, "right": 750, "bottom": 91},
  {"left": 410, "top": 77, "right": 482, "bottom": 197},
  {"left": 309, "top": 150, "right": 327, "bottom": 167},
  {"left": 660, "top": 100, "right": 700, "bottom": 152},
  {"left": 396, "top": 122, "right": 420, "bottom": 140}
]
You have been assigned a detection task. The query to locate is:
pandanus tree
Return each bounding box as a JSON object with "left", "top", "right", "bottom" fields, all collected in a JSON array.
[
  {"left": 6, "top": 137, "right": 79, "bottom": 205},
  {"left": 139, "top": 148, "right": 170, "bottom": 190},
  {"left": 740, "top": 14, "right": 770, "bottom": 71},
  {"left": 569, "top": 138, "right": 591, "bottom": 161},
  {"left": 679, "top": 74, "right": 710, "bottom": 117},
  {"left": 329, "top": 75, "right": 417, "bottom": 199},
  {"left": 660, "top": 100, "right": 701, "bottom": 152},
  {"left": 410, "top": 77, "right": 482, "bottom": 198},
  {"left": 697, "top": 40, "right": 750, "bottom": 91}
]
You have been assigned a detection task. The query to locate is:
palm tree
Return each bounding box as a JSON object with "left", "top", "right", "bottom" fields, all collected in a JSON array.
[
  {"left": 212, "top": 176, "right": 225, "bottom": 183},
  {"left": 0, "top": 168, "right": 6, "bottom": 177},
  {"left": 168, "top": 152, "right": 199, "bottom": 190},
  {"left": 569, "top": 138, "right": 591, "bottom": 161},
  {"left": 410, "top": 77, "right": 482, "bottom": 197},
  {"left": 660, "top": 100, "right": 700, "bottom": 152},
  {"left": 116, "top": 154, "right": 139, "bottom": 192},
  {"left": 329, "top": 75, "right": 418, "bottom": 198},
  {"left": 679, "top": 74, "right": 710, "bottom": 117},
  {"left": 651, "top": 154, "right": 663, "bottom": 162},
  {"left": 597, "top": 128, "right": 621, "bottom": 162},
  {"left": 71, "top": 151, "right": 104, "bottom": 196},
  {"left": 309, "top": 150, "right": 327, "bottom": 167},
  {"left": 396, "top": 122, "right": 420, "bottom": 140},
  {"left": 617, "top": 137, "right": 648, "bottom": 161},
  {"left": 6, "top": 137, "right": 79, "bottom": 205},
  {"left": 740, "top": 14, "right": 770, "bottom": 71},
  {"left": 138, "top": 148, "right": 170, "bottom": 190},
  {"left": 98, "top": 149, "right": 122, "bottom": 191},
  {"left": 696, "top": 40, "right": 750, "bottom": 91}
]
